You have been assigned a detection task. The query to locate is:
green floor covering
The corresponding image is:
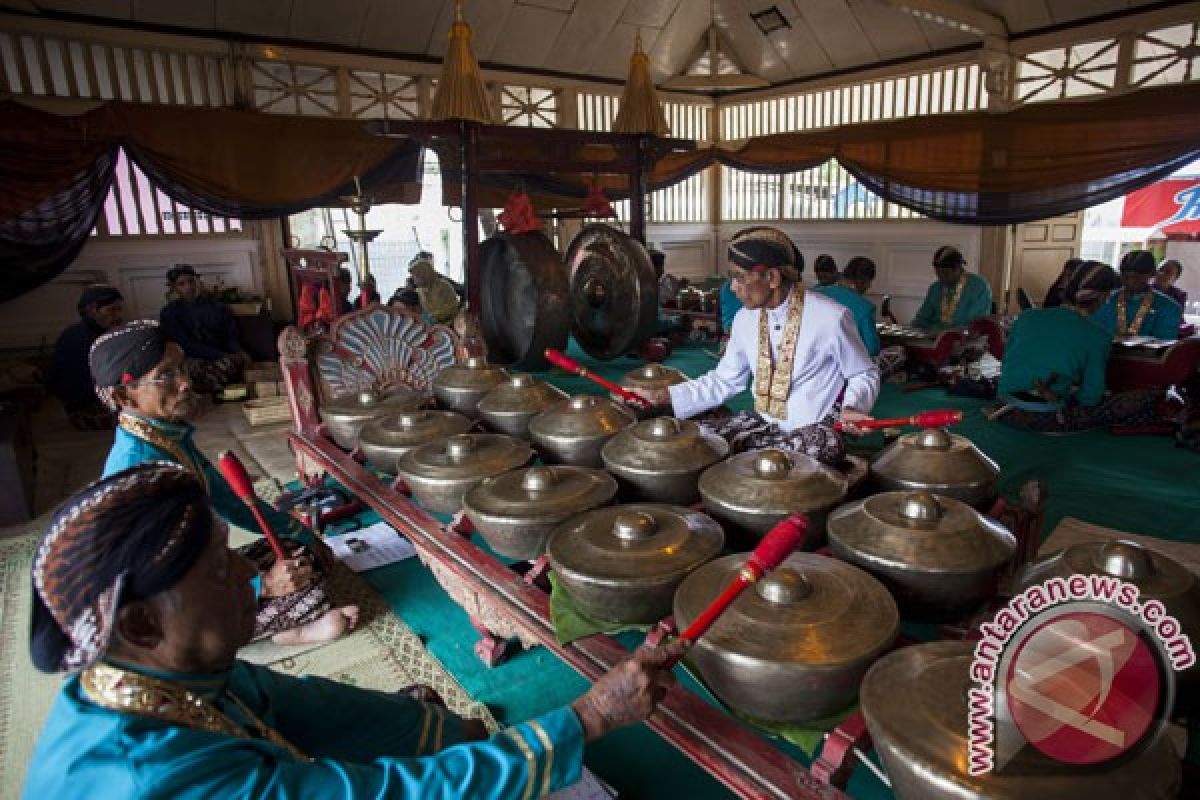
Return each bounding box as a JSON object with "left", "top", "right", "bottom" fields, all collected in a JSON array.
[{"left": 356, "top": 341, "right": 1197, "bottom": 799}]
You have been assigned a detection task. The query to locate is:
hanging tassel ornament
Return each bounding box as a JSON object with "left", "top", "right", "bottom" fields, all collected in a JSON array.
[
  {"left": 497, "top": 190, "right": 543, "bottom": 234},
  {"left": 430, "top": 0, "right": 497, "bottom": 124},
  {"left": 582, "top": 181, "right": 615, "bottom": 218},
  {"left": 612, "top": 32, "right": 669, "bottom": 136}
]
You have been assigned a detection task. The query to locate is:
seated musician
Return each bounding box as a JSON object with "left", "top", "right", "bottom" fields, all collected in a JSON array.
[
  {"left": 996, "top": 262, "right": 1160, "bottom": 432},
  {"left": 1153, "top": 258, "right": 1187, "bottom": 310},
  {"left": 1042, "top": 257, "right": 1083, "bottom": 309},
  {"left": 408, "top": 252, "right": 461, "bottom": 325},
  {"left": 158, "top": 265, "right": 249, "bottom": 395},
  {"left": 813, "top": 256, "right": 907, "bottom": 379},
  {"left": 49, "top": 284, "right": 124, "bottom": 430},
  {"left": 719, "top": 277, "right": 743, "bottom": 335},
  {"left": 89, "top": 320, "right": 358, "bottom": 646},
  {"left": 911, "top": 246, "right": 993, "bottom": 332},
  {"left": 812, "top": 254, "right": 839, "bottom": 287},
  {"left": 624, "top": 226, "right": 880, "bottom": 466},
  {"left": 25, "top": 462, "right": 684, "bottom": 799},
  {"left": 1091, "top": 250, "right": 1182, "bottom": 341}
]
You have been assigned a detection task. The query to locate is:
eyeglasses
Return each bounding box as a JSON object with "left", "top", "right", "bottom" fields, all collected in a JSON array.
[{"left": 137, "top": 366, "right": 186, "bottom": 388}]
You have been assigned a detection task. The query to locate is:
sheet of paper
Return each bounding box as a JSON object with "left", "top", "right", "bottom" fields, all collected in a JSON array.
[
  {"left": 546, "top": 768, "right": 617, "bottom": 800},
  {"left": 326, "top": 521, "right": 416, "bottom": 572}
]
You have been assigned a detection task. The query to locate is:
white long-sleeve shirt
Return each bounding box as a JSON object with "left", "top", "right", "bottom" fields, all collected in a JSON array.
[{"left": 669, "top": 290, "right": 880, "bottom": 430}]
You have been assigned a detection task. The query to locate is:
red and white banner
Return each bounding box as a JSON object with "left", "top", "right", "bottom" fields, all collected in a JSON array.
[{"left": 1120, "top": 178, "right": 1200, "bottom": 234}]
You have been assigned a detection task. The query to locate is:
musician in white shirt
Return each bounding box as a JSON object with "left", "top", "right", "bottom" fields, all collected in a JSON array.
[{"left": 626, "top": 226, "right": 879, "bottom": 465}]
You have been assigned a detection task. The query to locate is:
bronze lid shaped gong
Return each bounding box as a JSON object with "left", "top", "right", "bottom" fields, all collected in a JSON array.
[
  {"left": 548, "top": 504, "right": 724, "bottom": 624},
  {"left": 319, "top": 388, "right": 427, "bottom": 450},
  {"left": 475, "top": 373, "right": 567, "bottom": 439},
  {"left": 698, "top": 449, "right": 849, "bottom": 543},
  {"left": 463, "top": 466, "right": 618, "bottom": 560},
  {"left": 358, "top": 410, "right": 473, "bottom": 473},
  {"left": 601, "top": 417, "right": 729, "bottom": 504},
  {"left": 528, "top": 395, "right": 636, "bottom": 467},
  {"left": 620, "top": 363, "right": 687, "bottom": 392},
  {"left": 827, "top": 491, "right": 1016, "bottom": 621},
  {"left": 861, "top": 641, "right": 1181, "bottom": 800},
  {"left": 871, "top": 427, "right": 1000, "bottom": 507},
  {"left": 1018, "top": 538, "right": 1200, "bottom": 710},
  {"left": 394, "top": 433, "right": 532, "bottom": 514},
  {"left": 432, "top": 357, "right": 507, "bottom": 417},
  {"left": 675, "top": 552, "right": 898, "bottom": 723}
]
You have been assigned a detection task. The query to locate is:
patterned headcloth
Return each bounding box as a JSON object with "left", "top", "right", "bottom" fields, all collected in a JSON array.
[
  {"left": 727, "top": 227, "right": 803, "bottom": 280},
  {"left": 30, "top": 462, "right": 214, "bottom": 673},
  {"left": 88, "top": 320, "right": 168, "bottom": 410},
  {"left": 165, "top": 264, "right": 197, "bottom": 285},
  {"left": 1119, "top": 250, "right": 1157, "bottom": 275},
  {"left": 1064, "top": 260, "right": 1119, "bottom": 305},
  {"left": 813, "top": 254, "right": 838, "bottom": 273},
  {"left": 844, "top": 256, "right": 877, "bottom": 281},
  {"left": 933, "top": 245, "right": 965, "bottom": 269},
  {"left": 76, "top": 284, "right": 122, "bottom": 316}
]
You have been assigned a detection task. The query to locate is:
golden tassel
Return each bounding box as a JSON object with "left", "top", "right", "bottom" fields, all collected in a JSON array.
[
  {"left": 430, "top": 0, "right": 496, "bottom": 124},
  {"left": 612, "top": 33, "right": 669, "bottom": 136}
]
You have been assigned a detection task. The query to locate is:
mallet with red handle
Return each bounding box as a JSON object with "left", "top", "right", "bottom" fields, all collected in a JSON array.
[
  {"left": 216, "top": 450, "right": 289, "bottom": 563},
  {"left": 544, "top": 349, "right": 652, "bottom": 410},
  {"left": 658, "top": 514, "right": 807, "bottom": 668},
  {"left": 833, "top": 409, "right": 962, "bottom": 432}
]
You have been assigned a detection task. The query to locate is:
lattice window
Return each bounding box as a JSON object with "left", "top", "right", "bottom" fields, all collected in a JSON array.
[
  {"left": 500, "top": 85, "right": 558, "bottom": 128},
  {"left": 1131, "top": 22, "right": 1200, "bottom": 88},
  {"left": 1015, "top": 39, "right": 1119, "bottom": 103},
  {"left": 252, "top": 60, "right": 339, "bottom": 116},
  {"left": 348, "top": 70, "right": 420, "bottom": 119},
  {"left": 0, "top": 31, "right": 229, "bottom": 104},
  {"left": 721, "top": 63, "right": 985, "bottom": 139},
  {"left": 723, "top": 163, "right": 923, "bottom": 222},
  {"left": 97, "top": 150, "right": 242, "bottom": 237}
]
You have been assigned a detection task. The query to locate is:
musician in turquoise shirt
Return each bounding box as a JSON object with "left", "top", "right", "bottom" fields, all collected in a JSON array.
[
  {"left": 813, "top": 256, "right": 881, "bottom": 356},
  {"left": 1091, "top": 250, "right": 1183, "bottom": 341},
  {"left": 25, "top": 463, "right": 683, "bottom": 800},
  {"left": 911, "top": 246, "right": 993, "bottom": 331},
  {"left": 996, "top": 262, "right": 1159, "bottom": 432}
]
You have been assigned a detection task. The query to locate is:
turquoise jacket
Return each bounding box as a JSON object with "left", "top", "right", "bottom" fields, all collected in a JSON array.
[
  {"left": 1090, "top": 289, "right": 1182, "bottom": 341},
  {"left": 102, "top": 413, "right": 309, "bottom": 544},
  {"left": 912, "top": 272, "right": 993, "bottom": 331},
  {"left": 25, "top": 660, "right": 583, "bottom": 799},
  {"left": 814, "top": 284, "right": 880, "bottom": 356},
  {"left": 719, "top": 280, "right": 742, "bottom": 334},
  {"left": 998, "top": 307, "right": 1111, "bottom": 407}
]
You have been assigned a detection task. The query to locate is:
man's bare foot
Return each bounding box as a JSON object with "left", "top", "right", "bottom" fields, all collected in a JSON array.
[{"left": 271, "top": 605, "right": 360, "bottom": 645}]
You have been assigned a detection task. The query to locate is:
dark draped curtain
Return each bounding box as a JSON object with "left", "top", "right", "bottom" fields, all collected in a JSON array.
[
  {"left": 0, "top": 101, "right": 424, "bottom": 301},
  {"left": 5, "top": 82, "right": 1200, "bottom": 302}
]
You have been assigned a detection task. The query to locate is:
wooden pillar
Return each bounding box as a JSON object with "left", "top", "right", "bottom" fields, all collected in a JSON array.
[
  {"left": 630, "top": 135, "right": 647, "bottom": 244},
  {"left": 462, "top": 121, "right": 482, "bottom": 313}
]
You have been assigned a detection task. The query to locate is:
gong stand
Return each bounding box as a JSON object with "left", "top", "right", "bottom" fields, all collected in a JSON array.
[
  {"left": 277, "top": 312, "right": 846, "bottom": 800},
  {"left": 367, "top": 119, "right": 695, "bottom": 316}
]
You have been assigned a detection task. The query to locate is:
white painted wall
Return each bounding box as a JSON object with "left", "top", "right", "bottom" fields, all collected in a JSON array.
[
  {"left": 648, "top": 221, "right": 985, "bottom": 322},
  {"left": 0, "top": 238, "right": 263, "bottom": 351}
]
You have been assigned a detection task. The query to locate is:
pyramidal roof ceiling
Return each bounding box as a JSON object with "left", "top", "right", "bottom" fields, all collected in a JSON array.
[{"left": 10, "top": 0, "right": 1173, "bottom": 89}]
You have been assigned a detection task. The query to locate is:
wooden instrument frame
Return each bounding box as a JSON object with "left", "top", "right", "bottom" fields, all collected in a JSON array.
[{"left": 278, "top": 318, "right": 847, "bottom": 800}]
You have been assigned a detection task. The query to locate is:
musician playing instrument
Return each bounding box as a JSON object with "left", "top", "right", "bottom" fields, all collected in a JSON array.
[
  {"left": 624, "top": 226, "right": 880, "bottom": 466},
  {"left": 911, "top": 245, "right": 993, "bottom": 332},
  {"left": 25, "top": 463, "right": 684, "bottom": 800},
  {"left": 1091, "top": 250, "right": 1183, "bottom": 341},
  {"left": 996, "top": 262, "right": 1160, "bottom": 432}
]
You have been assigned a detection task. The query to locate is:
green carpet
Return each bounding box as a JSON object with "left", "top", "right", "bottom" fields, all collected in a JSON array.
[{"left": 357, "top": 340, "right": 1197, "bottom": 799}]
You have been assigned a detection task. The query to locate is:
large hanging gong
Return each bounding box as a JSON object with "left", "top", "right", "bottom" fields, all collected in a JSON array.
[
  {"left": 565, "top": 224, "right": 658, "bottom": 360},
  {"left": 479, "top": 232, "right": 570, "bottom": 371}
]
